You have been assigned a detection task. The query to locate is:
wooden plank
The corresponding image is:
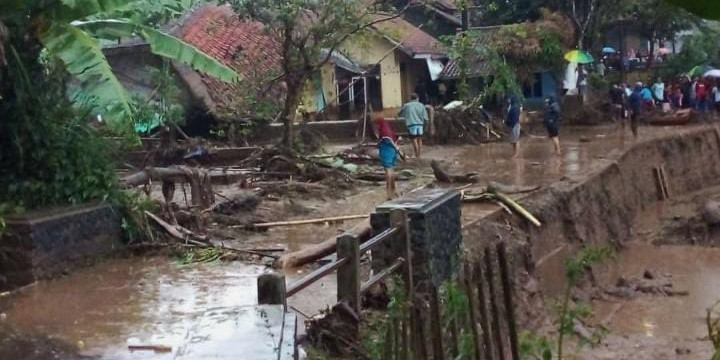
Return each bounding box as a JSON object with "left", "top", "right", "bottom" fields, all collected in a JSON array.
[
  {"left": 429, "top": 285, "right": 444, "bottom": 360},
  {"left": 475, "top": 262, "right": 495, "bottom": 360},
  {"left": 257, "top": 273, "right": 287, "bottom": 309},
  {"left": 463, "top": 263, "right": 482, "bottom": 360},
  {"left": 660, "top": 165, "right": 671, "bottom": 199},
  {"left": 359, "top": 227, "right": 400, "bottom": 253},
  {"left": 286, "top": 258, "right": 348, "bottom": 297},
  {"left": 414, "top": 306, "right": 429, "bottom": 360},
  {"left": 337, "top": 234, "right": 361, "bottom": 315},
  {"left": 361, "top": 258, "right": 405, "bottom": 293},
  {"left": 497, "top": 243, "right": 520, "bottom": 360},
  {"left": 485, "top": 247, "right": 505, "bottom": 360}
]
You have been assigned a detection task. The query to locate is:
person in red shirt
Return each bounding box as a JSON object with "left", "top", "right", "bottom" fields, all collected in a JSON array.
[{"left": 696, "top": 79, "right": 708, "bottom": 112}]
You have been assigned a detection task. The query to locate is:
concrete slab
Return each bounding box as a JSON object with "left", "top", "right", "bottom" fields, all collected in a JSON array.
[{"left": 175, "top": 305, "right": 296, "bottom": 360}]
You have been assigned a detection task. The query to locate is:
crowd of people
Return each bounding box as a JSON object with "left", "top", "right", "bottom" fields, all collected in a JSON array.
[{"left": 608, "top": 75, "right": 720, "bottom": 136}]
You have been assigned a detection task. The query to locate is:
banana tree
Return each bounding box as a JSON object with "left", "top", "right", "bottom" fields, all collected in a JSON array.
[{"left": 1, "top": 0, "right": 240, "bottom": 128}]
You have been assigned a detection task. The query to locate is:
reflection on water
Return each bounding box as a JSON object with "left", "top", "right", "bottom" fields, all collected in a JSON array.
[{"left": 0, "top": 257, "right": 264, "bottom": 360}]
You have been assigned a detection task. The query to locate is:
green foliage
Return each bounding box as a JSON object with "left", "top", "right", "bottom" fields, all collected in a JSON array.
[
  {"left": 661, "top": 28, "right": 720, "bottom": 78},
  {"left": 115, "top": 191, "right": 157, "bottom": 243},
  {"left": 133, "top": 61, "right": 186, "bottom": 134},
  {"left": 361, "top": 277, "right": 409, "bottom": 359},
  {"left": 665, "top": 0, "right": 720, "bottom": 20},
  {"left": 2, "top": 0, "right": 239, "bottom": 130},
  {"left": 109, "top": 0, "right": 202, "bottom": 27},
  {"left": 708, "top": 301, "right": 720, "bottom": 360},
  {"left": 0, "top": 55, "right": 117, "bottom": 211}
]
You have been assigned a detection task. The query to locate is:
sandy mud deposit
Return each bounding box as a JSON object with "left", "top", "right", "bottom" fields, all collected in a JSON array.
[{"left": 462, "top": 125, "right": 720, "bottom": 359}]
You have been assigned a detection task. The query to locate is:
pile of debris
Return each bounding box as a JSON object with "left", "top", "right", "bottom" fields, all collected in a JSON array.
[
  {"left": 432, "top": 100, "right": 504, "bottom": 144},
  {"left": 605, "top": 270, "right": 689, "bottom": 299}
]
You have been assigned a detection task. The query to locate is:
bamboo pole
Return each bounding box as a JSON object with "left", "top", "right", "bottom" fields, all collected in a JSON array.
[
  {"left": 239, "top": 214, "right": 369, "bottom": 229},
  {"left": 491, "top": 191, "right": 541, "bottom": 227},
  {"left": 463, "top": 263, "right": 483, "bottom": 360},
  {"left": 475, "top": 261, "right": 495, "bottom": 360},
  {"left": 429, "top": 286, "right": 444, "bottom": 360},
  {"left": 485, "top": 247, "right": 505, "bottom": 360},
  {"left": 497, "top": 243, "right": 520, "bottom": 360}
]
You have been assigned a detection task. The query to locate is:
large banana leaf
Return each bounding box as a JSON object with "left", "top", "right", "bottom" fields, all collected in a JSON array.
[
  {"left": 40, "top": 22, "right": 133, "bottom": 126},
  {"left": 665, "top": 0, "right": 720, "bottom": 19},
  {"left": 74, "top": 19, "right": 241, "bottom": 82}
]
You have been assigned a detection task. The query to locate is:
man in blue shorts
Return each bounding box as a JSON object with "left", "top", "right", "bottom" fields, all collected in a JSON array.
[{"left": 398, "top": 93, "right": 429, "bottom": 158}]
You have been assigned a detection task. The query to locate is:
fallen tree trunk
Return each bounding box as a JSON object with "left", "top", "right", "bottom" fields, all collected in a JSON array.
[
  {"left": 274, "top": 219, "right": 372, "bottom": 268},
  {"left": 431, "top": 160, "right": 478, "bottom": 183},
  {"left": 253, "top": 181, "right": 329, "bottom": 193}
]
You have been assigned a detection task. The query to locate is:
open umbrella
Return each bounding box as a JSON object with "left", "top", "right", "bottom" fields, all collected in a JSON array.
[
  {"left": 689, "top": 65, "right": 715, "bottom": 77},
  {"left": 704, "top": 69, "right": 720, "bottom": 78},
  {"left": 564, "top": 50, "right": 594, "bottom": 64},
  {"left": 657, "top": 47, "right": 672, "bottom": 55},
  {"left": 602, "top": 46, "right": 616, "bottom": 54}
]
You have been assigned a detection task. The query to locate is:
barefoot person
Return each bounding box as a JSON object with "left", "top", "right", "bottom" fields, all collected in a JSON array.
[
  {"left": 374, "top": 116, "right": 400, "bottom": 199},
  {"left": 544, "top": 96, "right": 562, "bottom": 155},
  {"left": 398, "top": 93, "right": 429, "bottom": 158},
  {"left": 505, "top": 95, "right": 522, "bottom": 158}
]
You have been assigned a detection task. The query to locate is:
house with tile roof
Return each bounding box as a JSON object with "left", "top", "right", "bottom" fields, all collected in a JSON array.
[
  {"left": 340, "top": 14, "right": 448, "bottom": 116},
  {"left": 104, "top": 3, "right": 449, "bottom": 132}
]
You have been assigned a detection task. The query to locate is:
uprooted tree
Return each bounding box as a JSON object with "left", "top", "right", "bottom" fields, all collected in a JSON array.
[{"left": 225, "top": 0, "right": 412, "bottom": 150}]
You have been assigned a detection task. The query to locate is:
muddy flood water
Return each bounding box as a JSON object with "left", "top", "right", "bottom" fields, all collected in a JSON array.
[{"left": 1, "top": 124, "right": 717, "bottom": 359}]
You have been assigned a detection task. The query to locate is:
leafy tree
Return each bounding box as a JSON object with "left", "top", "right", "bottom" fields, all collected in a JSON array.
[
  {"left": 224, "top": 0, "right": 409, "bottom": 150},
  {"left": 471, "top": 0, "right": 547, "bottom": 25},
  {"left": 628, "top": 0, "right": 698, "bottom": 67},
  {"left": 0, "top": 0, "right": 237, "bottom": 212},
  {"left": 665, "top": 0, "right": 720, "bottom": 20},
  {"left": 1, "top": 0, "right": 238, "bottom": 129}
]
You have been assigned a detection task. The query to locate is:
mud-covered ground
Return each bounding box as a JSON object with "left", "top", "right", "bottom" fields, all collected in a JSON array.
[{"left": 576, "top": 186, "right": 720, "bottom": 360}]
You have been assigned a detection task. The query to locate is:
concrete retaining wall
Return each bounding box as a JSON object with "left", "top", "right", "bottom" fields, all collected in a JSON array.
[{"left": 0, "top": 203, "right": 123, "bottom": 291}]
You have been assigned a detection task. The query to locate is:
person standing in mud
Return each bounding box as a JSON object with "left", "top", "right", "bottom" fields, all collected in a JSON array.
[
  {"left": 374, "top": 115, "right": 400, "bottom": 199},
  {"left": 505, "top": 95, "right": 522, "bottom": 158},
  {"left": 628, "top": 84, "right": 643, "bottom": 138},
  {"left": 544, "top": 96, "right": 562, "bottom": 155},
  {"left": 398, "top": 93, "right": 429, "bottom": 158}
]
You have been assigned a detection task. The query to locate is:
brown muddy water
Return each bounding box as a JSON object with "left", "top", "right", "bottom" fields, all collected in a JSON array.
[
  {"left": 0, "top": 258, "right": 264, "bottom": 359},
  {"left": 1, "top": 124, "right": 715, "bottom": 359}
]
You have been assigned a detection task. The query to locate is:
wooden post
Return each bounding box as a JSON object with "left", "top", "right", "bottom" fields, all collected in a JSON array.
[
  {"left": 475, "top": 262, "right": 495, "bottom": 360},
  {"left": 429, "top": 285, "right": 444, "bottom": 360},
  {"left": 337, "top": 234, "right": 361, "bottom": 315},
  {"left": 258, "top": 273, "right": 287, "bottom": 309},
  {"left": 414, "top": 306, "right": 429, "bottom": 360},
  {"left": 463, "top": 263, "right": 483, "bottom": 360},
  {"left": 497, "top": 243, "right": 520, "bottom": 360},
  {"left": 400, "top": 318, "right": 409, "bottom": 360},
  {"left": 391, "top": 208, "right": 415, "bottom": 359},
  {"left": 485, "top": 247, "right": 505, "bottom": 360},
  {"left": 390, "top": 209, "right": 414, "bottom": 301}
]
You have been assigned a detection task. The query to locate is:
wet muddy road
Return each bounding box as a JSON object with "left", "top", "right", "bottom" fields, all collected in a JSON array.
[
  {"left": 0, "top": 124, "right": 716, "bottom": 359},
  {"left": 0, "top": 258, "right": 264, "bottom": 359}
]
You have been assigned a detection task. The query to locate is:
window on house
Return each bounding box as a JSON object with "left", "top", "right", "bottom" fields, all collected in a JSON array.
[{"left": 522, "top": 73, "right": 543, "bottom": 98}]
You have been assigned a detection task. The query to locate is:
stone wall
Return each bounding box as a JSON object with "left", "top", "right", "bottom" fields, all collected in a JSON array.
[{"left": 0, "top": 203, "right": 123, "bottom": 291}]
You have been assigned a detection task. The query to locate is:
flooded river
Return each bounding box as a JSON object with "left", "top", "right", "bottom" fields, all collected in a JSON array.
[{"left": 0, "top": 124, "right": 715, "bottom": 359}]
